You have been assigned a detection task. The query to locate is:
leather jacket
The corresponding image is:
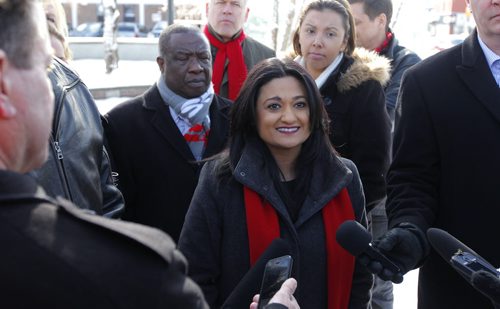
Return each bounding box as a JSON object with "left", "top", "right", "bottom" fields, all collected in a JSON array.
[{"left": 29, "top": 57, "right": 124, "bottom": 218}]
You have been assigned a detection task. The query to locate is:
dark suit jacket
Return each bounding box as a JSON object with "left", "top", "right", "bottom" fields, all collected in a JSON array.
[
  {"left": 388, "top": 30, "right": 500, "bottom": 309},
  {"left": 0, "top": 170, "right": 208, "bottom": 309},
  {"left": 103, "top": 85, "right": 231, "bottom": 242}
]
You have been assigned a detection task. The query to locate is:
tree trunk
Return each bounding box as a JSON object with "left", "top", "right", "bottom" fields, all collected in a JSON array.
[
  {"left": 272, "top": 0, "right": 279, "bottom": 51},
  {"left": 280, "top": 0, "right": 300, "bottom": 53}
]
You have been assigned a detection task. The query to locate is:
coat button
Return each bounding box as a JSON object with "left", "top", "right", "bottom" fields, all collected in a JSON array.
[
  {"left": 240, "top": 172, "right": 246, "bottom": 177},
  {"left": 263, "top": 186, "right": 268, "bottom": 191}
]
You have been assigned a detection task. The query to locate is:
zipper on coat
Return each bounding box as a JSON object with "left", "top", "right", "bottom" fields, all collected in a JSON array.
[
  {"left": 50, "top": 135, "right": 74, "bottom": 202},
  {"left": 54, "top": 141, "right": 63, "bottom": 160},
  {"left": 49, "top": 71, "right": 80, "bottom": 203}
]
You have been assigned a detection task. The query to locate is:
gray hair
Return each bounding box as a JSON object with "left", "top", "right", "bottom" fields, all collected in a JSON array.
[{"left": 158, "top": 24, "right": 205, "bottom": 59}]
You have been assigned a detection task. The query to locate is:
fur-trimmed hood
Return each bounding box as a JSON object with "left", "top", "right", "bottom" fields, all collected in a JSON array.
[{"left": 336, "top": 48, "right": 390, "bottom": 93}]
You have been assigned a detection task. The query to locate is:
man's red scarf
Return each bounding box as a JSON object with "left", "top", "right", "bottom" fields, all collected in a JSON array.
[
  {"left": 203, "top": 25, "right": 247, "bottom": 100},
  {"left": 244, "top": 186, "right": 355, "bottom": 309},
  {"left": 375, "top": 31, "right": 394, "bottom": 53}
]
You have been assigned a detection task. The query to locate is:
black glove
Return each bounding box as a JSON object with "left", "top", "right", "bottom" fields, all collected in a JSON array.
[
  {"left": 471, "top": 270, "right": 500, "bottom": 308},
  {"left": 359, "top": 222, "right": 429, "bottom": 283}
]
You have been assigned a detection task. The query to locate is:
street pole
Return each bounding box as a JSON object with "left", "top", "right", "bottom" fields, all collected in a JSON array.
[{"left": 168, "top": 0, "right": 174, "bottom": 25}]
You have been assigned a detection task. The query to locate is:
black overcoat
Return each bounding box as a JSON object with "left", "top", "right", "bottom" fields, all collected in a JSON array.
[
  {"left": 0, "top": 171, "right": 208, "bottom": 308},
  {"left": 388, "top": 31, "right": 500, "bottom": 309},
  {"left": 103, "top": 85, "right": 231, "bottom": 241}
]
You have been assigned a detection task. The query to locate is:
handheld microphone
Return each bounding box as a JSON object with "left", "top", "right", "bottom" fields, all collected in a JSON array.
[
  {"left": 427, "top": 228, "right": 500, "bottom": 281},
  {"left": 221, "top": 238, "right": 291, "bottom": 309},
  {"left": 336, "top": 220, "right": 401, "bottom": 275}
]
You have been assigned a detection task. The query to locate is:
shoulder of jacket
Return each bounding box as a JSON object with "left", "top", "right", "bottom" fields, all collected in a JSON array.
[
  {"left": 337, "top": 48, "right": 391, "bottom": 93},
  {"left": 56, "top": 198, "right": 183, "bottom": 266},
  {"left": 49, "top": 57, "right": 81, "bottom": 87},
  {"left": 404, "top": 44, "right": 460, "bottom": 82},
  {"left": 393, "top": 45, "right": 421, "bottom": 65},
  {"left": 244, "top": 36, "right": 275, "bottom": 55},
  {"left": 214, "top": 95, "right": 233, "bottom": 108}
]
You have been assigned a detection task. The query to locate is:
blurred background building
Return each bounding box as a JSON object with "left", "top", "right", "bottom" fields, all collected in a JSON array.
[{"left": 61, "top": 0, "right": 203, "bottom": 37}]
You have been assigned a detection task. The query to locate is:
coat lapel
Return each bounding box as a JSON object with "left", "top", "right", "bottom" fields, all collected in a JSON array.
[
  {"left": 457, "top": 31, "right": 500, "bottom": 125},
  {"left": 203, "top": 96, "right": 230, "bottom": 158},
  {"left": 143, "top": 86, "right": 195, "bottom": 162},
  {"left": 294, "top": 156, "right": 352, "bottom": 229}
]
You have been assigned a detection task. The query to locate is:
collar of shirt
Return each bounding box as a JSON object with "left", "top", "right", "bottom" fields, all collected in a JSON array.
[{"left": 477, "top": 34, "right": 500, "bottom": 87}]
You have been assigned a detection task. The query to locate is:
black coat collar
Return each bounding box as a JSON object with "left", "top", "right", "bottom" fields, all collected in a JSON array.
[{"left": 457, "top": 31, "right": 500, "bottom": 125}]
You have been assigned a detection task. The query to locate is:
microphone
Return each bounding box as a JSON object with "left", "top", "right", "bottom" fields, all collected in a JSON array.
[
  {"left": 221, "top": 238, "right": 291, "bottom": 309},
  {"left": 427, "top": 228, "right": 500, "bottom": 281},
  {"left": 336, "top": 220, "right": 401, "bottom": 275}
]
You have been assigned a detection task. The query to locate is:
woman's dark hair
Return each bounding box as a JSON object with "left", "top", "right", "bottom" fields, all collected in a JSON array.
[
  {"left": 216, "top": 58, "right": 335, "bottom": 195},
  {"left": 292, "top": 0, "right": 356, "bottom": 57}
]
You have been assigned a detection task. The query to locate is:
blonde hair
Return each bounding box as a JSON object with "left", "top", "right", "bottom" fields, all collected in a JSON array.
[{"left": 43, "top": 0, "right": 72, "bottom": 60}]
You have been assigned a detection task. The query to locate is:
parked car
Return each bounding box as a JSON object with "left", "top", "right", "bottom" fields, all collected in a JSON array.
[
  {"left": 69, "top": 22, "right": 103, "bottom": 37},
  {"left": 117, "top": 22, "right": 141, "bottom": 37},
  {"left": 147, "top": 21, "right": 168, "bottom": 38}
]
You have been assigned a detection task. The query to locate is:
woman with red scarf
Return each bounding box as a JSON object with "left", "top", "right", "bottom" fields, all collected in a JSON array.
[{"left": 178, "top": 58, "right": 372, "bottom": 308}]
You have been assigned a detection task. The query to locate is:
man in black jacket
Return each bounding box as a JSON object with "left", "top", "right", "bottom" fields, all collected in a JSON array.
[
  {"left": 28, "top": 4, "right": 124, "bottom": 218},
  {"left": 104, "top": 24, "right": 231, "bottom": 242},
  {"left": 348, "top": 0, "right": 420, "bottom": 124},
  {"left": 357, "top": 0, "right": 500, "bottom": 308},
  {"left": 29, "top": 57, "right": 124, "bottom": 218},
  {"left": 204, "top": 0, "right": 275, "bottom": 100}
]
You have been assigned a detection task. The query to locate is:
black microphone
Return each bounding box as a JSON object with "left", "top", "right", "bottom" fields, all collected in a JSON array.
[
  {"left": 336, "top": 220, "right": 401, "bottom": 275},
  {"left": 221, "top": 238, "right": 291, "bottom": 309},
  {"left": 427, "top": 228, "right": 500, "bottom": 281}
]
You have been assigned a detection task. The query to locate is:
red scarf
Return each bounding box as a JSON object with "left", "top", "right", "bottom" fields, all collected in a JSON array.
[
  {"left": 244, "top": 186, "right": 355, "bottom": 309},
  {"left": 375, "top": 31, "right": 393, "bottom": 53},
  {"left": 203, "top": 25, "right": 247, "bottom": 100}
]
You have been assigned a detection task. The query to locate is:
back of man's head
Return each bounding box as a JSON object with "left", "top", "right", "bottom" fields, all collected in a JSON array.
[
  {"left": 0, "top": 0, "right": 37, "bottom": 69},
  {"left": 348, "top": 0, "right": 392, "bottom": 29}
]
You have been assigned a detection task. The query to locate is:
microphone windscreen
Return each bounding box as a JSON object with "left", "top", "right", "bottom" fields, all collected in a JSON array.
[
  {"left": 336, "top": 220, "right": 372, "bottom": 256},
  {"left": 221, "top": 238, "right": 291, "bottom": 309},
  {"left": 427, "top": 228, "right": 479, "bottom": 264}
]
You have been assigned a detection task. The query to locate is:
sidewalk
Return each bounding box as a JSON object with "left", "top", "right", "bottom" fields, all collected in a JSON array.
[
  {"left": 394, "top": 269, "right": 418, "bottom": 309},
  {"left": 70, "top": 59, "right": 158, "bottom": 100}
]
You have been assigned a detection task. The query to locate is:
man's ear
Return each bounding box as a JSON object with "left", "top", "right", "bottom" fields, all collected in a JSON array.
[
  {"left": 0, "top": 50, "right": 17, "bottom": 119},
  {"left": 244, "top": 7, "right": 249, "bottom": 23},
  {"left": 377, "top": 13, "right": 388, "bottom": 31},
  {"left": 156, "top": 56, "right": 165, "bottom": 74}
]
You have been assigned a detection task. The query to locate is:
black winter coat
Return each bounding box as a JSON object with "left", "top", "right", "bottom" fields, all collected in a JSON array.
[
  {"left": 0, "top": 170, "right": 208, "bottom": 309},
  {"left": 29, "top": 57, "right": 124, "bottom": 218},
  {"left": 379, "top": 31, "right": 421, "bottom": 121},
  {"left": 320, "top": 49, "right": 392, "bottom": 212},
  {"left": 179, "top": 142, "right": 373, "bottom": 309},
  {"left": 103, "top": 85, "right": 231, "bottom": 241},
  {"left": 387, "top": 31, "right": 500, "bottom": 309}
]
